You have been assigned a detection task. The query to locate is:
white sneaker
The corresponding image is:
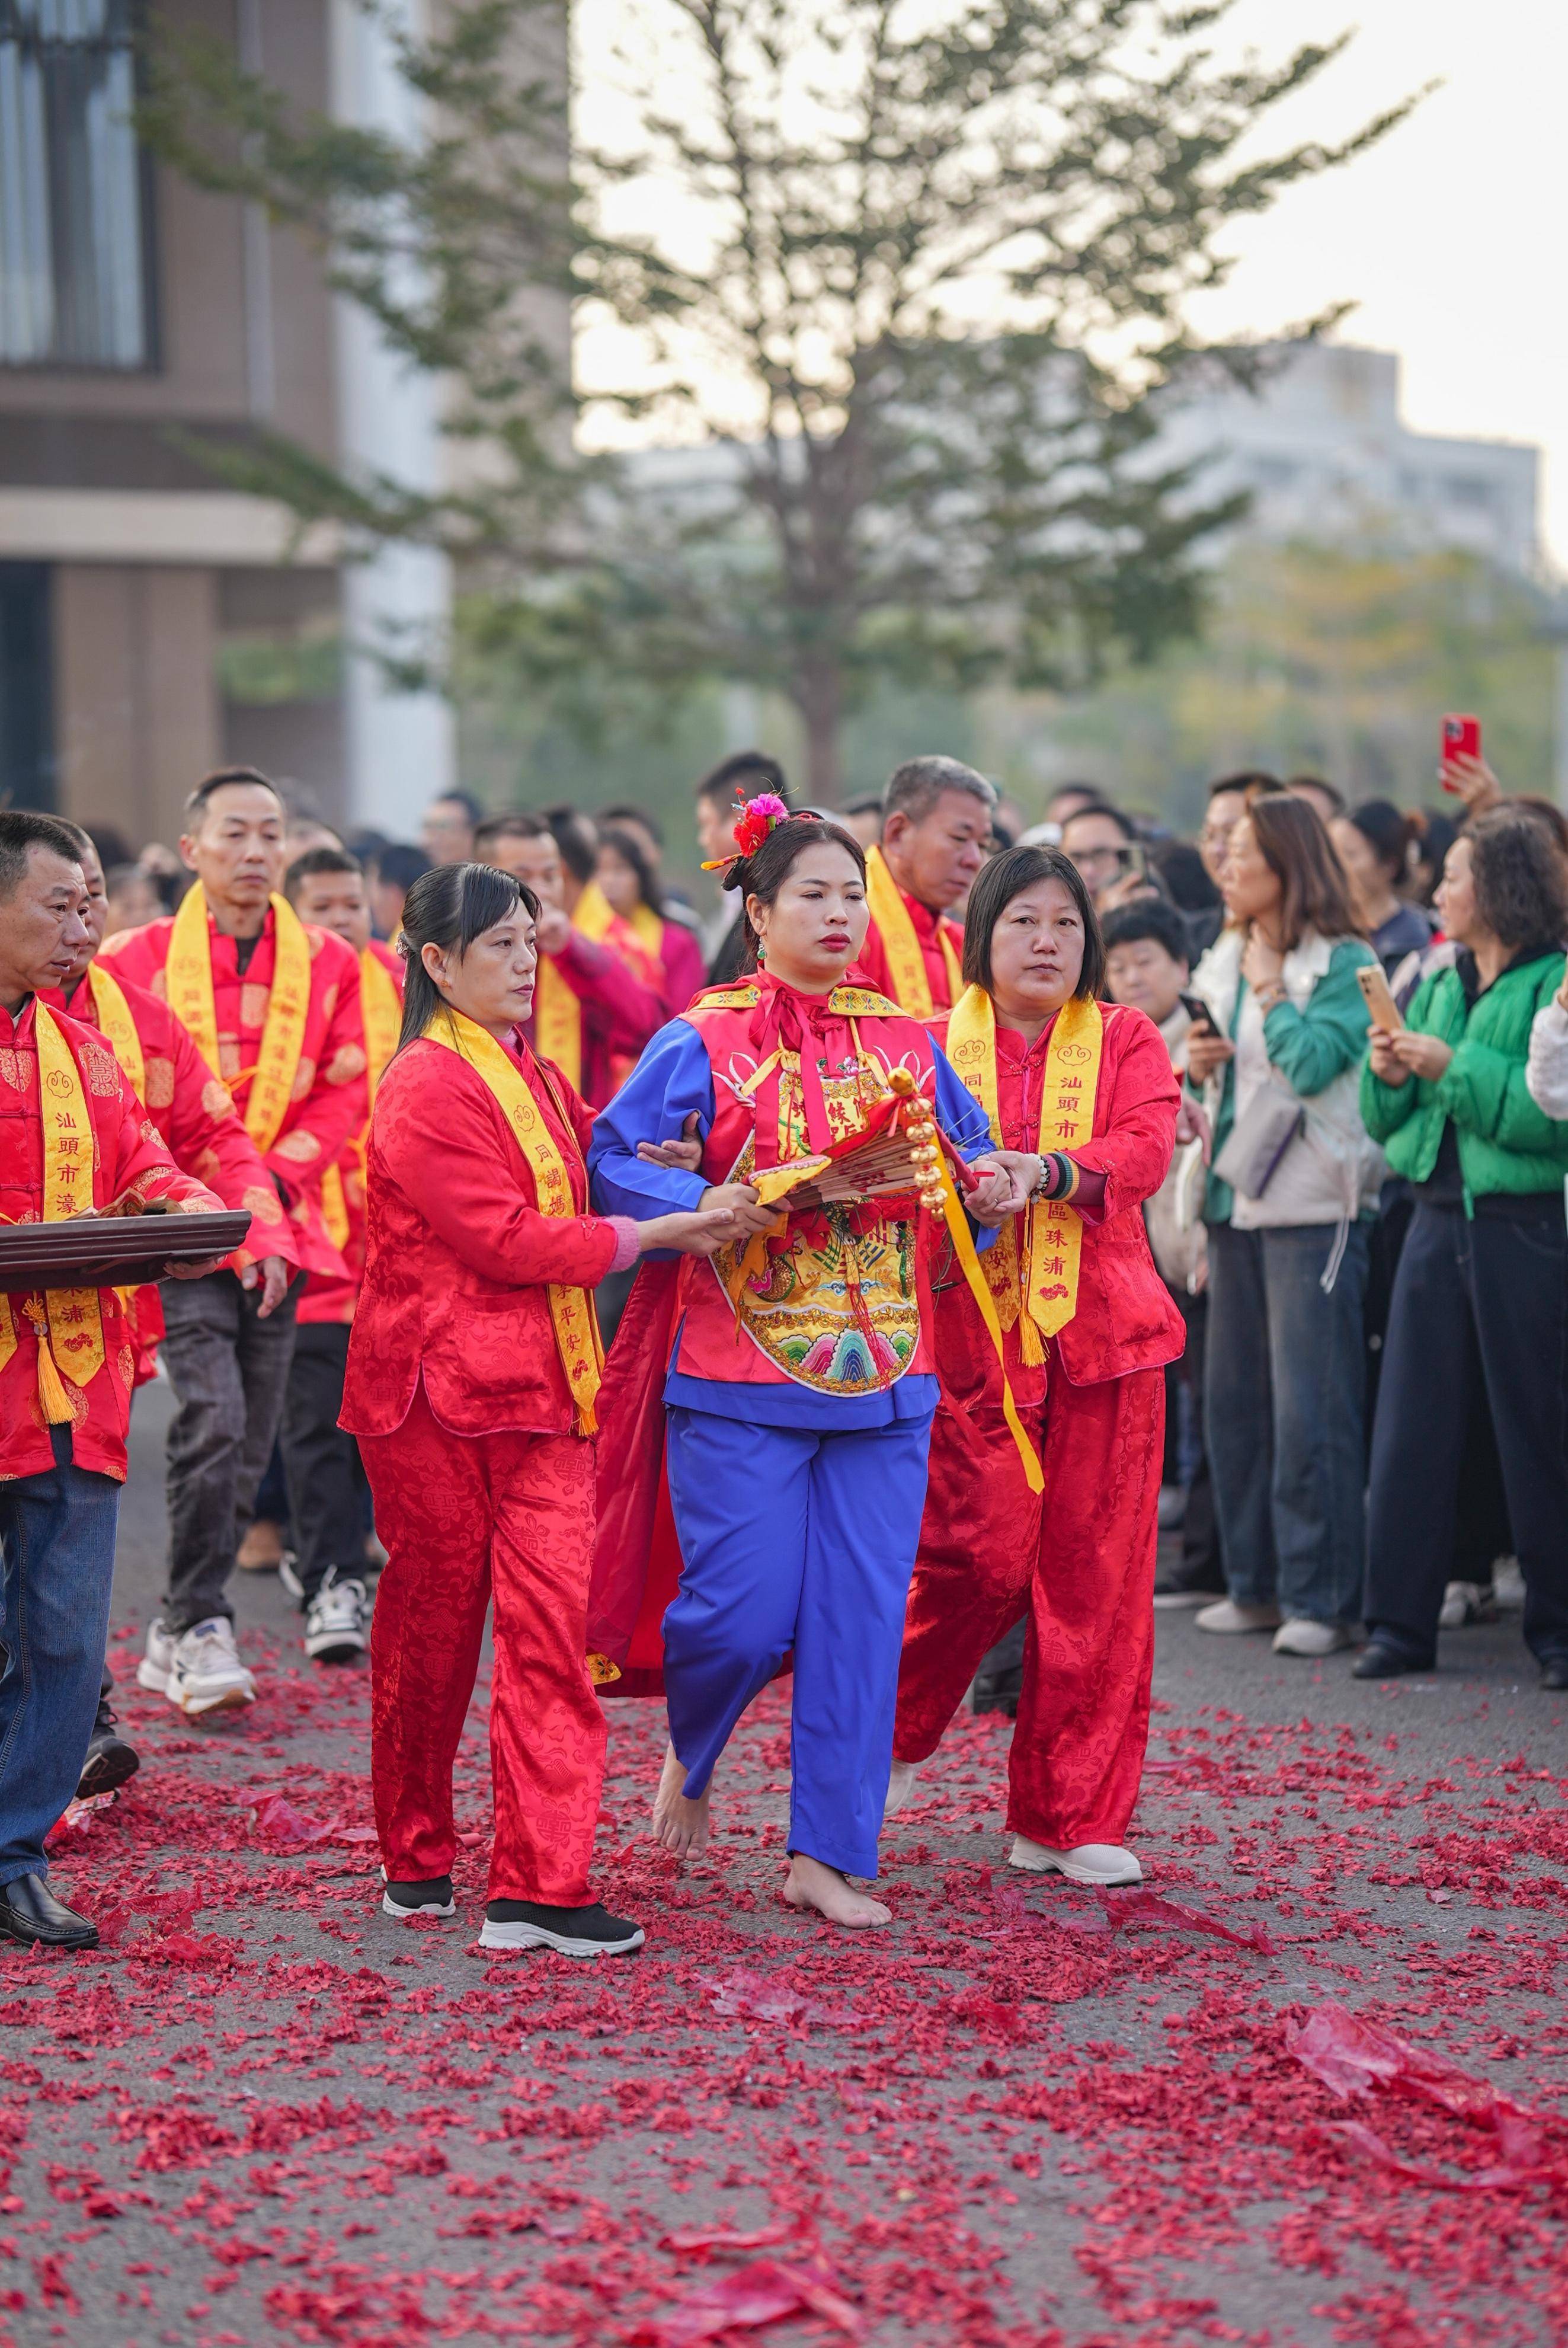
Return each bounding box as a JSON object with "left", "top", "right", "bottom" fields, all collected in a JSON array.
[
  {"left": 1272, "top": 1617, "right": 1352, "bottom": 1657},
  {"left": 303, "top": 1571, "right": 368, "bottom": 1664},
  {"left": 1009, "top": 1837, "right": 1143, "bottom": 1886},
  {"left": 164, "top": 1618, "right": 257, "bottom": 1718},
  {"left": 1157, "top": 1484, "right": 1187, "bottom": 1530},
  {"left": 882, "top": 1761, "right": 920, "bottom": 1821},
  {"left": 1493, "top": 1557, "right": 1525, "bottom": 1611},
  {"left": 1438, "top": 1580, "right": 1497, "bottom": 1630},
  {"left": 277, "top": 1551, "right": 303, "bottom": 1602},
  {"left": 136, "top": 1618, "right": 176, "bottom": 1694},
  {"left": 1194, "top": 1599, "right": 1281, "bottom": 1635}
]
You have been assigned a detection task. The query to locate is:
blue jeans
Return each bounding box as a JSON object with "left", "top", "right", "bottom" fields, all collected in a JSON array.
[
  {"left": 0, "top": 1428, "right": 121, "bottom": 1886},
  {"left": 663, "top": 1404, "right": 935, "bottom": 1880},
  {"left": 1204, "top": 1221, "right": 1369, "bottom": 1625}
]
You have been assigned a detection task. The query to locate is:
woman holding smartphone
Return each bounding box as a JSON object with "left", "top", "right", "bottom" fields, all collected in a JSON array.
[
  {"left": 1186, "top": 790, "right": 1380, "bottom": 1657},
  {"left": 1359, "top": 812, "right": 1568, "bottom": 1687}
]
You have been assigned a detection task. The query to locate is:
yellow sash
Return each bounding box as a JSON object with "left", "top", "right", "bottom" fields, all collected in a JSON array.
[
  {"left": 571, "top": 880, "right": 616, "bottom": 942},
  {"left": 421, "top": 1007, "right": 605, "bottom": 1435},
  {"left": 532, "top": 955, "right": 583, "bottom": 1092},
  {"left": 946, "top": 984, "right": 1104, "bottom": 1359},
  {"left": 87, "top": 964, "right": 145, "bottom": 1101},
  {"left": 167, "top": 884, "right": 311, "bottom": 1153},
  {"left": 864, "top": 845, "right": 961, "bottom": 1018},
  {"left": 0, "top": 1006, "right": 108, "bottom": 1418},
  {"left": 322, "top": 948, "right": 403, "bottom": 1254}
]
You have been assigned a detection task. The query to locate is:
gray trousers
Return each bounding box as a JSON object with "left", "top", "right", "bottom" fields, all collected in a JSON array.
[{"left": 158, "top": 1272, "right": 298, "bottom": 1635}]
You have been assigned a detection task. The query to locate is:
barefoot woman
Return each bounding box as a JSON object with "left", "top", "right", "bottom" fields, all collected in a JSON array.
[
  {"left": 888, "top": 845, "right": 1182, "bottom": 1886},
  {"left": 588, "top": 806, "right": 1023, "bottom": 1927},
  {"left": 341, "top": 864, "right": 731, "bottom": 1956}
]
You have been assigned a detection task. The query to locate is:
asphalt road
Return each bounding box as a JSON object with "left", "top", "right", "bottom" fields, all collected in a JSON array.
[{"left": 2, "top": 1375, "right": 1564, "bottom": 2348}]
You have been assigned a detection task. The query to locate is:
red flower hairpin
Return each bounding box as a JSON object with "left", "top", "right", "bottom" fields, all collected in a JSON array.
[{"left": 701, "top": 792, "right": 792, "bottom": 871}]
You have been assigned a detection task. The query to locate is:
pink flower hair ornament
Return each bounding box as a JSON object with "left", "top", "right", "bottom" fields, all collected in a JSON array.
[{"left": 700, "top": 793, "right": 793, "bottom": 871}]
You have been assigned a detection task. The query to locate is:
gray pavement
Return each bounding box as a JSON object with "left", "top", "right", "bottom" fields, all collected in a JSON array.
[{"left": 2, "top": 1376, "right": 1564, "bottom": 2348}]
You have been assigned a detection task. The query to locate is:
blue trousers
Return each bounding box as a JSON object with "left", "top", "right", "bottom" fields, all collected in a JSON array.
[
  {"left": 0, "top": 1428, "right": 120, "bottom": 1885},
  {"left": 663, "top": 1404, "right": 935, "bottom": 1879}
]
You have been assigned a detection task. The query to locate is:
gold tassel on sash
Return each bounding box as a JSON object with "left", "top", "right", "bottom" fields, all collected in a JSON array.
[
  {"left": 863, "top": 845, "right": 961, "bottom": 1017},
  {"left": 166, "top": 883, "right": 311, "bottom": 1152},
  {"left": 421, "top": 1007, "right": 605, "bottom": 1435}
]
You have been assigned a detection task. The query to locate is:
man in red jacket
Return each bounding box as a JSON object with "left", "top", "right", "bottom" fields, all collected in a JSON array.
[
  {"left": 101, "top": 768, "right": 366, "bottom": 1718},
  {"left": 857, "top": 757, "right": 995, "bottom": 1016},
  {"left": 0, "top": 812, "right": 226, "bottom": 1950}
]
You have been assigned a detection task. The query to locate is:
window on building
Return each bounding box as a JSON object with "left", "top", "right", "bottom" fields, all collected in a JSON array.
[
  {"left": 1445, "top": 475, "right": 1496, "bottom": 512},
  {"left": 0, "top": 0, "right": 151, "bottom": 369},
  {"left": 0, "top": 565, "right": 56, "bottom": 812}
]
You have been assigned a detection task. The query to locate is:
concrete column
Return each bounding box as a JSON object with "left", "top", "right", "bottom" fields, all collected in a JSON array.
[
  {"left": 52, "top": 566, "right": 220, "bottom": 845},
  {"left": 329, "top": 0, "right": 457, "bottom": 838}
]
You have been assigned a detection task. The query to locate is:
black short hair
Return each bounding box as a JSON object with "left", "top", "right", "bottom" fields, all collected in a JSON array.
[
  {"left": 428, "top": 788, "right": 484, "bottom": 822},
  {"left": 184, "top": 766, "right": 284, "bottom": 827},
  {"left": 1288, "top": 772, "right": 1347, "bottom": 817},
  {"left": 371, "top": 842, "right": 434, "bottom": 892},
  {"left": 1102, "top": 898, "right": 1192, "bottom": 969},
  {"left": 884, "top": 756, "right": 996, "bottom": 826},
  {"left": 843, "top": 794, "right": 884, "bottom": 818},
  {"left": 1060, "top": 798, "right": 1137, "bottom": 844},
  {"left": 396, "top": 862, "right": 537, "bottom": 1050},
  {"left": 1346, "top": 799, "right": 1412, "bottom": 881},
  {"left": 0, "top": 809, "right": 87, "bottom": 901},
  {"left": 600, "top": 802, "right": 664, "bottom": 849},
  {"left": 1151, "top": 839, "right": 1220, "bottom": 913},
  {"left": 1208, "top": 769, "right": 1281, "bottom": 803},
  {"left": 541, "top": 804, "right": 599, "bottom": 889},
  {"left": 961, "top": 844, "right": 1105, "bottom": 1002},
  {"left": 284, "top": 847, "right": 363, "bottom": 903},
  {"left": 695, "top": 752, "right": 791, "bottom": 810},
  {"left": 473, "top": 811, "right": 549, "bottom": 855}
]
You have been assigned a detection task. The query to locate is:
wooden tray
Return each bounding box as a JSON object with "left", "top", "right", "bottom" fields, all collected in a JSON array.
[{"left": 0, "top": 1210, "right": 252, "bottom": 1295}]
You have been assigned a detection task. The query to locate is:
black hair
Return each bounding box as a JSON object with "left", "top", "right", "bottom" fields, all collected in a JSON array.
[
  {"left": 1208, "top": 769, "right": 1281, "bottom": 804},
  {"left": 1152, "top": 839, "right": 1220, "bottom": 913},
  {"left": 599, "top": 823, "right": 664, "bottom": 919},
  {"left": 1468, "top": 810, "right": 1568, "bottom": 956},
  {"left": 600, "top": 801, "right": 664, "bottom": 849},
  {"left": 396, "top": 862, "right": 538, "bottom": 1050},
  {"left": 695, "top": 751, "right": 791, "bottom": 810},
  {"left": 1060, "top": 798, "right": 1137, "bottom": 844},
  {"left": 372, "top": 842, "right": 433, "bottom": 894},
  {"left": 962, "top": 845, "right": 1106, "bottom": 1002},
  {"left": 1346, "top": 799, "right": 1412, "bottom": 883},
  {"left": 0, "top": 809, "right": 87, "bottom": 900},
  {"left": 473, "top": 811, "right": 549, "bottom": 854},
  {"left": 843, "top": 793, "right": 884, "bottom": 817},
  {"left": 884, "top": 755, "right": 996, "bottom": 826},
  {"left": 81, "top": 820, "right": 132, "bottom": 868},
  {"left": 427, "top": 788, "right": 484, "bottom": 823},
  {"left": 1102, "top": 897, "right": 1192, "bottom": 969},
  {"left": 184, "top": 765, "right": 284, "bottom": 827},
  {"left": 1288, "top": 772, "right": 1347, "bottom": 817},
  {"left": 284, "top": 846, "right": 362, "bottom": 903},
  {"left": 722, "top": 814, "right": 866, "bottom": 973},
  {"left": 542, "top": 804, "right": 599, "bottom": 889},
  {"left": 1411, "top": 810, "right": 1460, "bottom": 906}
]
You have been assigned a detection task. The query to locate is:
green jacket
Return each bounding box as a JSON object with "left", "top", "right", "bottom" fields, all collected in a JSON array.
[{"left": 1359, "top": 948, "right": 1568, "bottom": 1205}]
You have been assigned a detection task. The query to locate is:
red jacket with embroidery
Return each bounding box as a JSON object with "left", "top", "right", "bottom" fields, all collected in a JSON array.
[
  {"left": 100, "top": 905, "right": 366, "bottom": 1283},
  {"left": 927, "top": 1000, "right": 1183, "bottom": 1394},
  {"left": 521, "top": 930, "right": 665, "bottom": 1111},
  {"left": 856, "top": 888, "right": 964, "bottom": 1015},
  {"left": 340, "top": 1033, "right": 622, "bottom": 1440},
  {"left": 0, "top": 999, "right": 224, "bottom": 1482},
  {"left": 298, "top": 939, "right": 405, "bottom": 1327}
]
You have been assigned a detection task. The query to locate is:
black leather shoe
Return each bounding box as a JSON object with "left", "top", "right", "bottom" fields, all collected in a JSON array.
[
  {"left": 1352, "top": 1641, "right": 1433, "bottom": 1681},
  {"left": 1540, "top": 1656, "right": 1568, "bottom": 1692},
  {"left": 0, "top": 1875, "right": 98, "bottom": 1950},
  {"left": 76, "top": 1694, "right": 139, "bottom": 1800}
]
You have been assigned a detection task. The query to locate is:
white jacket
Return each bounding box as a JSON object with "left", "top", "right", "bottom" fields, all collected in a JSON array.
[{"left": 1526, "top": 993, "right": 1568, "bottom": 1120}]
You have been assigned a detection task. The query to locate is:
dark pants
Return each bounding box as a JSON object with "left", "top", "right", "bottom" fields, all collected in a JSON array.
[
  {"left": 1364, "top": 1202, "right": 1568, "bottom": 1666},
  {"left": 279, "top": 1322, "right": 364, "bottom": 1605},
  {"left": 0, "top": 1429, "right": 119, "bottom": 1883},
  {"left": 1205, "top": 1220, "right": 1369, "bottom": 1625},
  {"left": 158, "top": 1270, "right": 298, "bottom": 1635},
  {"left": 1163, "top": 1286, "right": 1223, "bottom": 1594}
]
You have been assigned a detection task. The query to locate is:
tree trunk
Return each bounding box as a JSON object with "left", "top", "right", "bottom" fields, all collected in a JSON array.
[{"left": 793, "top": 659, "right": 843, "bottom": 806}]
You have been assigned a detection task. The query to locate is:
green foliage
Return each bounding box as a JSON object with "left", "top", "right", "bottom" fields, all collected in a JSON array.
[{"left": 139, "top": 0, "right": 1417, "bottom": 793}]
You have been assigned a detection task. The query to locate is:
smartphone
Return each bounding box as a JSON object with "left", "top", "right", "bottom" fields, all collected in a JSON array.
[
  {"left": 1356, "top": 961, "right": 1404, "bottom": 1033},
  {"left": 1441, "top": 713, "right": 1481, "bottom": 787},
  {"left": 1180, "top": 993, "right": 1215, "bottom": 1035}
]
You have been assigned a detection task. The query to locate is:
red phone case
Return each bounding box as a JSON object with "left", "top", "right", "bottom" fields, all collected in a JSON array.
[{"left": 1441, "top": 714, "right": 1480, "bottom": 785}]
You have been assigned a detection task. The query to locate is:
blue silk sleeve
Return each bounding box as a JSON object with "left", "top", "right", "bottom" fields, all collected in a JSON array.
[{"left": 587, "top": 1018, "right": 714, "bottom": 1221}]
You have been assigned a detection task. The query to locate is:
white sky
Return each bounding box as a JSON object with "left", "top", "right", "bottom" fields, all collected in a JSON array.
[{"left": 577, "top": 0, "right": 1567, "bottom": 573}]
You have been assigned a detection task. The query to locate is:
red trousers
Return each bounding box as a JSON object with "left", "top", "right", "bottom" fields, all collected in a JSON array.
[
  {"left": 894, "top": 1366, "right": 1163, "bottom": 1849},
  {"left": 359, "top": 1381, "right": 607, "bottom": 1904}
]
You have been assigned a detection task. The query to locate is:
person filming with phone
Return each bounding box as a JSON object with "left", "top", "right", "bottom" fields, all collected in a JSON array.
[{"left": 1357, "top": 812, "right": 1568, "bottom": 1689}]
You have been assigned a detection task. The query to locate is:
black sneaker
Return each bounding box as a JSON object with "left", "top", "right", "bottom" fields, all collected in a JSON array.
[
  {"left": 381, "top": 1873, "right": 456, "bottom": 1920},
  {"left": 479, "top": 1900, "right": 644, "bottom": 1957},
  {"left": 76, "top": 1693, "right": 140, "bottom": 1800}
]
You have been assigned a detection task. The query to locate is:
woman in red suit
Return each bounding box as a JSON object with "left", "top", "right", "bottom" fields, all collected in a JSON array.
[
  {"left": 341, "top": 863, "right": 731, "bottom": 1956},
  {"left": 888, "top": 845, "right": 1182, "bottom": 1886}
]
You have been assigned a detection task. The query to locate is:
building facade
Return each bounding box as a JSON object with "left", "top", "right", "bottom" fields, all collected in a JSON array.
[{"left": 0, "top": 0, "right": 457, "bottom": 844}]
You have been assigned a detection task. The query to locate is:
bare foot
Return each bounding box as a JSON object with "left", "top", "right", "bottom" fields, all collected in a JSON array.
[
  {"left": 783, "top": 1852, "right": 891, "bottom": 1928},
  {"left": 882, "top": 1760, "right": 919, "bottom": 1820},
  {"left": 652, "top": 1742, "right": 711, "bottom": 1857}
]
